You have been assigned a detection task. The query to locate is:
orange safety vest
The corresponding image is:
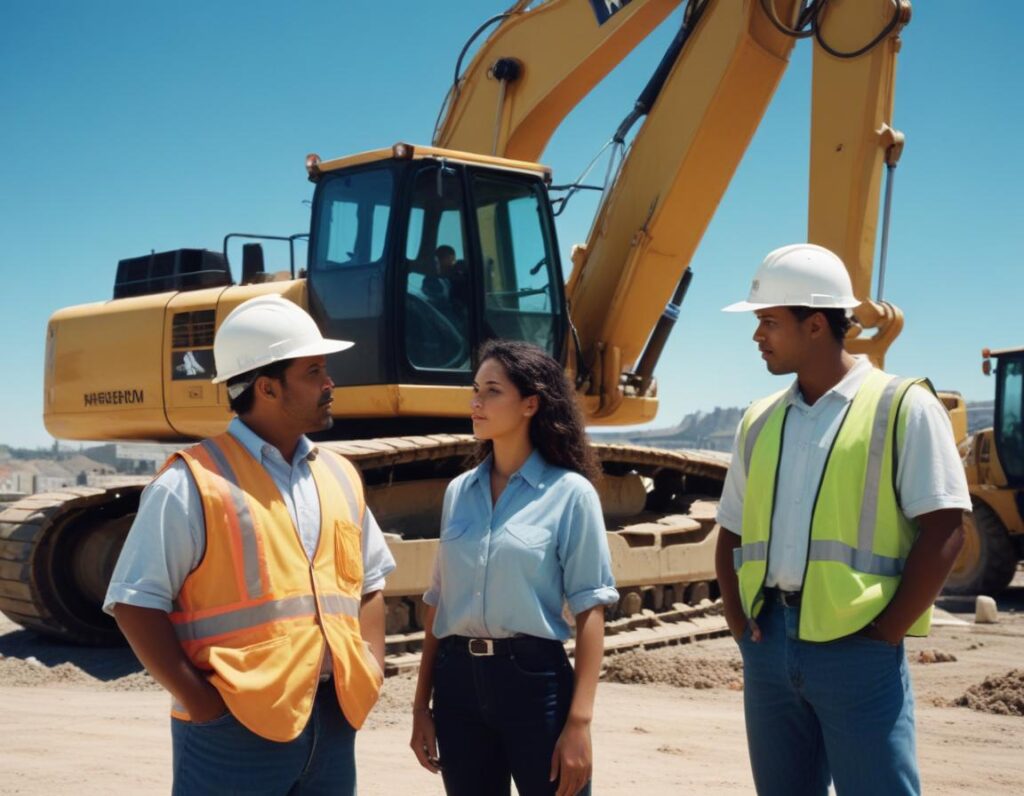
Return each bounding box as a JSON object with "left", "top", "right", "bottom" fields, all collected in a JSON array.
[{"left": 166, "top": 433, "right": 383, "bottom": 741}]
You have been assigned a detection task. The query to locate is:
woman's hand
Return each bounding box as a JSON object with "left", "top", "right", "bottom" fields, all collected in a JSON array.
[
  {"left": 550, "top": 716, "right": 592, "bottom": 796},
  {"left": 409, "top": 707, "right": 441, "bottom": 774}
]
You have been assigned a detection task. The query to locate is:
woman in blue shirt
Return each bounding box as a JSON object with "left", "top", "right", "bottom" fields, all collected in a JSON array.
[{"left": 410, "top": 340, "right": 619, "bottom": 796}]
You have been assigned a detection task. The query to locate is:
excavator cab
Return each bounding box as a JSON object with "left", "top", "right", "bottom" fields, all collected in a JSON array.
[{"left": 306, "top": 145, "right": 567, "bottom": 396}]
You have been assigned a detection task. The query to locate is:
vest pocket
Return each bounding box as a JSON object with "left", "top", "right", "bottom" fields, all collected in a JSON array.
[
  {"left": 206, "top": 635, "right": 292, "bottom": 694},
  {"left": 335, "top": 520, "right": 364, "bottom": 589}
]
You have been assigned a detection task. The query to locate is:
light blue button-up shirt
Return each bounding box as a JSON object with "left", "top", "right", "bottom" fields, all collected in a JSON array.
[
  {"left": 104, "top": 417, "right": 396, "bottom": 616},
  {"left": 424, "top": 450, "right": 619, "bottom": 641}
]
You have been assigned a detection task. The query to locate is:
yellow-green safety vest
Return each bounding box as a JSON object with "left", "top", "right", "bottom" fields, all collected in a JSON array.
[{"left": 734, "top": 369, "right": 933, "bottom": 642}]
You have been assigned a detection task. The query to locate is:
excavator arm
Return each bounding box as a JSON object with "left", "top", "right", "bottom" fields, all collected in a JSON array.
[
  {"left": 434, "top": 0, "right": 684, "bottom": 161},
  {"left": 439, "top": 0, "right": 911, "bottom": 420}
]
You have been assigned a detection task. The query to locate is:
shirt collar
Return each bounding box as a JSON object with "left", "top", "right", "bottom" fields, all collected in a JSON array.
[
  {"left": 227, "top": 417, "right": 316, "bottom": 467},
  {"left": 466, "top": 449, "right": 547, "bottom": 488},
  {"left": 785, "top": 355, "right": 874, "bottom": 409},
  {"left": 518, "top": 449, "right": 547, "bottom": 488}
]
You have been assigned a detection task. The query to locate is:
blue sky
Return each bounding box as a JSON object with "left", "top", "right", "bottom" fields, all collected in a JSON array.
[{"left": 1, "top": 1, "right": 1021, "bottom": 448}]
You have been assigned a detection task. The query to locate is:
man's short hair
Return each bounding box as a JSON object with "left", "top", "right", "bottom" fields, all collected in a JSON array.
[
  {"left": 227, "top": 358, "right": 292, "bottom": 415},
  {"left": 788, "top": 306, "right": 852, "bottom": 344},
  {"left": 436, "top": 245, "right": 456, "bottom": 259}
]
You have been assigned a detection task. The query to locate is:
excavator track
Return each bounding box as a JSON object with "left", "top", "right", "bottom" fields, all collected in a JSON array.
[
  {"left": 0, "top": 483, "right": 150, "bottom": 644},
  {"left": 0, "top": 435, "right": 727, "bottom": 648}
]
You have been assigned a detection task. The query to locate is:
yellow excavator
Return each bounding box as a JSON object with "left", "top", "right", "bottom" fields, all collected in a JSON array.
[
  {"left": 1, "top": 0, "right": 912, "bottom": 644},
  {"left": 946, "top": 347, "right": 1024, "bottom": 594}
]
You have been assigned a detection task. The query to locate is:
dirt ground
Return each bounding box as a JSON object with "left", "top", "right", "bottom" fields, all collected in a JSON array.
[{"left": 2, "top": 581, "right": 1024, "bottom": 795}]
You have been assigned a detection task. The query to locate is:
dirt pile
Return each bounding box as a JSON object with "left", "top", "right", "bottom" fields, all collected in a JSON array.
[
  {"left": 915, "top": 649, "right": 957, "bottom": 664},
  {"left": 103, "top": 670, "right": 162, "bottom": 692},
  {"left": 0, "top": 655, "right": 96, "bottom": 687},
  {"left": 952, "top": 670, "right": 1024, "bottom": 716},
  {"left": 604, "top": 650, "right": 743, "bottom": 690},
  {"left": 0, "top": 654, "right": 160, "bottom": 691}
]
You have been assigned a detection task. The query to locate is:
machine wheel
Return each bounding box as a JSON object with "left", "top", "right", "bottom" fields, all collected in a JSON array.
[{"left": 944, "top": 500, "right": 1018, "bottom": 595}]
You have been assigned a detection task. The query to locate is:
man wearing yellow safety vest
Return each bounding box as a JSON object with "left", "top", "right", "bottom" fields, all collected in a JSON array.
[
  {"left": 714, "top": 244, "right": 970, "bottom": 795},
  {"left": 104, "top": 295, "right": 396, "bottom": 795}
]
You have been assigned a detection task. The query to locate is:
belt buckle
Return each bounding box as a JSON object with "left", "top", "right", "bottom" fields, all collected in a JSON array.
[{"left": 468, "top": 638, "right": 494, "bottom": 656}]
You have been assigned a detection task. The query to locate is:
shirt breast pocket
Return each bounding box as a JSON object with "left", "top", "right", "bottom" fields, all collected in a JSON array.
[{"left": 505, "top": 523, "right": 553, "bottom": 550}]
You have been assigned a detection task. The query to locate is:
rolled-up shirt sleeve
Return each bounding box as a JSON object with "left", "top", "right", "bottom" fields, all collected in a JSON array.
[
  {"left": 102, "top": 462, "right": 204, "bottom": 615},
  {"left": 896, "top": 386, "right": 972, "bottom": 518},
  {"left": 361, "top": 507, "right": 396, "bottom": 594},
  {"left": 560, "top": 482, "right": 619, "bottom": 616}
]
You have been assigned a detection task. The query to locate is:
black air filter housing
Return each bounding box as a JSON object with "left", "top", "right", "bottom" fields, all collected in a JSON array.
[{"left": 113, "top": 249, "right": 232, "bottom": 299}]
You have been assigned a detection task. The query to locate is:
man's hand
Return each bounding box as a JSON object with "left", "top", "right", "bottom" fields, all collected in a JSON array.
[
  {"left": 729, "top": 606, "right": 761, "bottom": 643},
  {"left": 409, "top": 708, "right": 441, "bottom": 773},
  {"left": 726, "top": 606, "right": 762, "bottom": 643},
  {"left": 856, "top": 619, "right": 902, "bottom": 647},
  {"left": 186, "top": 679, "right": 228, "bottom": 723},
  {"left": 716, "top": 528, "right": 763, "bottom": 642},
  {"left": 550, "top": 716, "right": 592, "bottom": 796},
  {"left": 112, "top": 603, "right": 230, "bottom": 723}
]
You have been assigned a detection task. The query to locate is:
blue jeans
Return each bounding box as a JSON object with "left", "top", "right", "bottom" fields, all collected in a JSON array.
[
  {"left": 170, "top": 680, "right": 356, "bottom": 795},
  {"left": 432, "top": 636, "right": 591, "bottom": 796},
  {"left": 739, "top": 599, "right": 919, "bottom": 796}
]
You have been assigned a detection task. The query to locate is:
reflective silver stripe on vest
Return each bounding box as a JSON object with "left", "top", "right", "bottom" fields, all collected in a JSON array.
[
  {"left": 856, "top": 376, "right": 905, "bottom": 555},
  {"left": 319, "top": 592, "right": 362, "bottom": 618},
  {"left": 733, "top": 541, "right": 768, "bottom": 570},
  {"left": 173, "top": 593, "right": 362, "bottom": 642},
  {"left": 318, "top": 450, "right": 363, "bottom": 525},
  {"left": 174, "top": 593, "right": 344, "bottom": 643},
  {"left": 200, "top": 440, "right": 264, "bottom": 601},
  {"left": 743, "top": 394, "right": 788, "bottom": 476},
  {"left": 808, "top": 539, "right": 903, "bottom": 577}
]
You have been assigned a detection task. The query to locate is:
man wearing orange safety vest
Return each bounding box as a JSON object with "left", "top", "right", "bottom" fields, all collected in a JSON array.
[
  {"left": 714, "top": 245, "right": 970, "bottom": 795},
  {"left": 105, "top": 295, "right": 396, "bottom": 795}
]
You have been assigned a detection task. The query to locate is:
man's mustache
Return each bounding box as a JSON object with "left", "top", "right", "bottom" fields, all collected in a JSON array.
[{"left": 318, "top": 391, "right": 333, "bottom": 407}]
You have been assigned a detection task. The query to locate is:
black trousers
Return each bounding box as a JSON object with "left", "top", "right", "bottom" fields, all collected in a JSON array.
[{"left": 432, "top": 636, "right": 591, "bottom": 796}]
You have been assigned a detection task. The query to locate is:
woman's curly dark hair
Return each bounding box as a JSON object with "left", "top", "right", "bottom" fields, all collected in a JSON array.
[{"left": 471, "top": 340, "right": 601, "bottom": 483}]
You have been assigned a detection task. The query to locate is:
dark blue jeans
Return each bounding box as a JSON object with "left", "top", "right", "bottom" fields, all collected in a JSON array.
[
  {"left": 432, "top": 636, "right": 591, "bottom": 796},
  {"left": 739, "top": 599, "right": 919, "bottom": 795},
  {"left": 170, "top": 680, "right": 356, "bottom": 795}
]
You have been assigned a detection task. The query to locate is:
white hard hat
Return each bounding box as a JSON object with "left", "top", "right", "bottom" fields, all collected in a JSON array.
[
  {"left": 211, "top": 295, "right": 353, "bottom": 388},
  {"left": 722, "top": 243, "right": 861, "bottom": 312}
]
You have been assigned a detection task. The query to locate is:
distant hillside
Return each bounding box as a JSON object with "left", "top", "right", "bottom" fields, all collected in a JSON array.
[
  {"left": 967, "top": 400, "right": 994, "bottom": 435},
  {"left": 592, "top": 406, "right": 743, "bottom": 452},
  {"left": 593, "top": 399, "right": 997, "bottom": 453}
]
